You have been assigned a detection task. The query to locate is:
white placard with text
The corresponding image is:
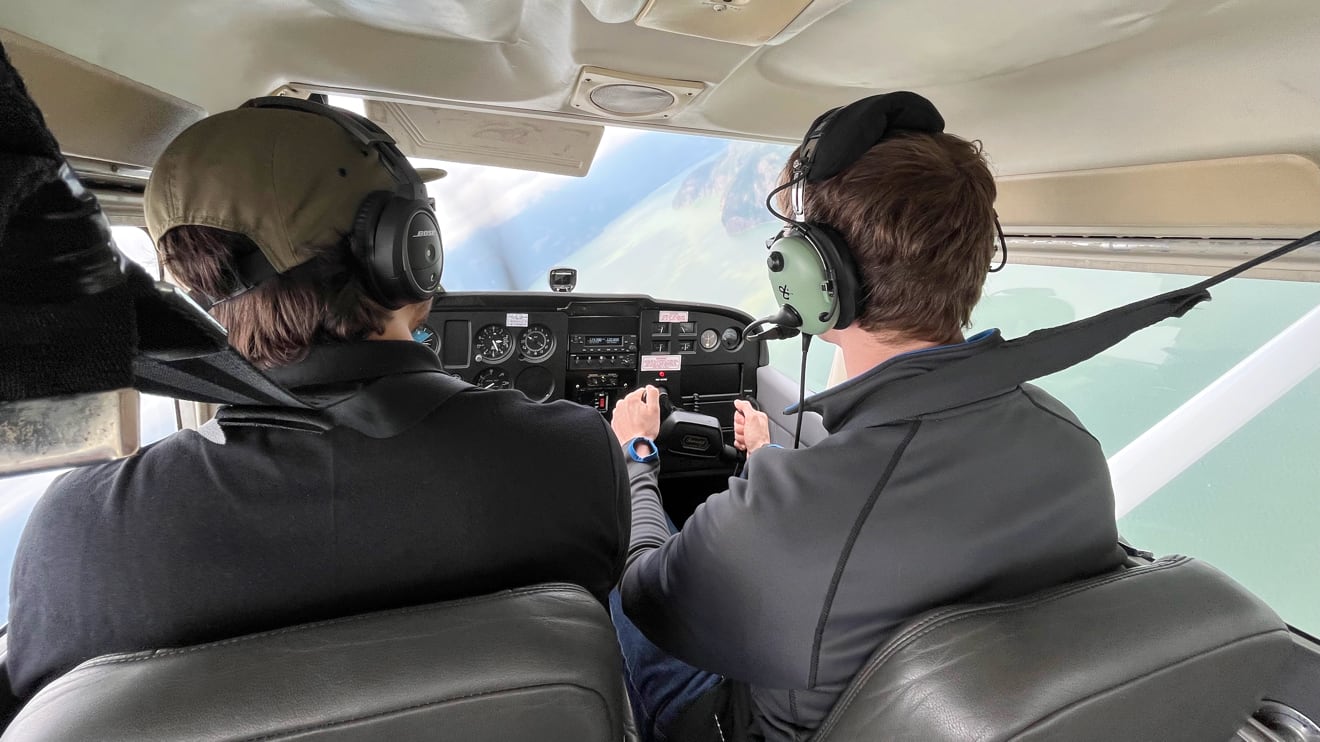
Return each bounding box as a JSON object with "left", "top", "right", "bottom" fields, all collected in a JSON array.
[{"left": 640, "top": 355, "right": 683, "bottom": 372}]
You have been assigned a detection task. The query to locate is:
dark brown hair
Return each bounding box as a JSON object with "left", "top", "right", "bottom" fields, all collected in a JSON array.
[
  {"left": 158, "top": 225, "right": 391, "bottom": 368},
  {"left": 780, "top": 132, "right": 997, "bottom": 343}
]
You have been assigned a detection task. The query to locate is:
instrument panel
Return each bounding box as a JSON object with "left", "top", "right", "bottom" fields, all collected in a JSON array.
[{"left": 420, "top": 294, "right": 766, "bottom": 444}]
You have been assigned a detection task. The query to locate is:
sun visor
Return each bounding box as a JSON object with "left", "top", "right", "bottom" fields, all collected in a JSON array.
[
  {"left": 0, "top": 29, "right": 204, "bottom": 168},
  {"left": 997, "top": 155, "right": 1320, "bottom": 240},
  {"left": 0, "top": 391, "right": 140, "bottom": 476},
  {"left": 363, "top": 100, "right": 605, "bottom": 177}
]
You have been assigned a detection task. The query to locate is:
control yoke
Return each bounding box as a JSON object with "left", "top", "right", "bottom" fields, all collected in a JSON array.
[{"left": 653, "top": 388, "right": 735, "bottom": 461}]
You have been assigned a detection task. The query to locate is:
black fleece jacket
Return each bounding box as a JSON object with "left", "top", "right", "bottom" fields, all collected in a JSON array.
[{"left": 8, "top": 341, "right": 630, "bottom": 697}]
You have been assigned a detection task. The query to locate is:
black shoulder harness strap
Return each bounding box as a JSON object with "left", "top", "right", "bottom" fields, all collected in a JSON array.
[{"left": 847, "top": 228, "right": 1320, "bottom": 429}]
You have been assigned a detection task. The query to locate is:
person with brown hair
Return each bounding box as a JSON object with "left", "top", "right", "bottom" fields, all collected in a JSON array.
[
  {"left": 6, "top": 100, "right": 630, "bottom": 698},
  {"left": 608, "top": 93, "right": 1125, "bottom": 742}
]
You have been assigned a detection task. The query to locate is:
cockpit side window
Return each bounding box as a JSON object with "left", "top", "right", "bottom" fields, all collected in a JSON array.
[{"left": 972, "top": 261, "right": 1320, "bottom": 635}]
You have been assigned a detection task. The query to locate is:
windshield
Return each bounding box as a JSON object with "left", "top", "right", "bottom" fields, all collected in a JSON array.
[
  {"left": 413, "top": 123, "right": 849, "bottom": 389},
  {"left": 411, "top": 122, "right": 837, "bottom": 392},
  {"left": 426, "top": 128, "right": 790, "bottom": 305}
]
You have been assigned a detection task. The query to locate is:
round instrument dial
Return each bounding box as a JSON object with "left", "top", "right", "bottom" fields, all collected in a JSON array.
[
  {"left": 474, "top": 325, "right": 514, "bottom": 364},
  {"left": 699, "top": 328, "right": 720, "bottom": 351},
  {"left": 518, "top": 324, "right": 556, "bottom": 362},
  {"left": 721, "top": 327, "right": 742, "bottom": 350},
  {"left": 413, "top": 323, "right": 440, "bottom": 353},
  {"left": 474, "top": 367, "right": 511, "bottom": 390}
]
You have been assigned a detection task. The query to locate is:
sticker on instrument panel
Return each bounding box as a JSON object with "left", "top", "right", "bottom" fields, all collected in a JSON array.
[
  {"left": 506, "top": 313, "right": 529, "bottom": 328},
  {"left": 658, "top": 310, "right": 689, "bottom": 323},
  {"left": 641, "top": 354, "right": 682, "bottom": 372}
]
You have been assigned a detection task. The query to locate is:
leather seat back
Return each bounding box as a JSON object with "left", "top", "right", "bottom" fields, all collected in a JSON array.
[
  {"left": 811, "top": 556, "right": 1293, "bottom": 742},
  {"left": 2, "top": 583, "right": 626, "bottom": 741}
]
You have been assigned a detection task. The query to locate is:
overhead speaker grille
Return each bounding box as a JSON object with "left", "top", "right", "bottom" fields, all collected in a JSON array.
[{"left": 571, "top": 67, "right": 704, "bottom": 120}]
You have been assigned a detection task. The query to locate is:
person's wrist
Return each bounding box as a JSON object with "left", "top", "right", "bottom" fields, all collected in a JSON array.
[{"left": 626, "top": 436, "right": 659, "bottom": 463}]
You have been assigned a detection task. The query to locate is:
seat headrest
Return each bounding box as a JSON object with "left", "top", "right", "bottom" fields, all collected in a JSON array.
[
  {"left": 812, "top": 557, "right": 1292, "bottom": 742},
  {"left": 2, "top": 583, "right": 627, "bottom": 742}
]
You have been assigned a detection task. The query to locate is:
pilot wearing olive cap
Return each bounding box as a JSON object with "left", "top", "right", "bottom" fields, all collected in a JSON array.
[{"left": 6, "top": 98, "right": 630, "bottom": 698}]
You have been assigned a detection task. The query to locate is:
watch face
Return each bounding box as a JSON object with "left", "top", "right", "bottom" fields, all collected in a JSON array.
[{"left": 629, "top": 437, "right": 657, "bottom": 462}]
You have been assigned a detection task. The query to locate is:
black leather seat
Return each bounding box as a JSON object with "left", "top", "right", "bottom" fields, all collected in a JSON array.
[
  {"left": 810, "top": 556, "right": 1293, "bottom": 741},
  {"left": 1, "top": 583, "right": 628, "bottom": 741}
]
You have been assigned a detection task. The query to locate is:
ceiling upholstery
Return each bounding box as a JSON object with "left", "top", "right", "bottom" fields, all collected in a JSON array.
[{"left": 2, "top": 0, "right": 1318, "bottom": 176}]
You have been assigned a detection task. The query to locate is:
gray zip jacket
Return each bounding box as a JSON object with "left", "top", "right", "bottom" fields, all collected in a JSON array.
[{"left": 619, "top": 330, "right": 1126, "bottom": 741}]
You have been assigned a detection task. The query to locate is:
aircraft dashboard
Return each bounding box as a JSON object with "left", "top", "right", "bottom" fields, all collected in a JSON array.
[{"left": 421, "top": 293, "right": 767, "bottom": 477}]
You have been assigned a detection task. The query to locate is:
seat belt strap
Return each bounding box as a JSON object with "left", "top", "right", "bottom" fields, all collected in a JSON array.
[{"left": 848, "top": 227, "right": 1320, "bottom": 428}]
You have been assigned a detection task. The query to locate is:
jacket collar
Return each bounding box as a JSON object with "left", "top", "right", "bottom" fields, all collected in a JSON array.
[
  {"left": 265, "top": 340, "right": 442, "bottom": 392},
  {"left": 798, "top": 329, "right": 1004, "bottom": 432}
]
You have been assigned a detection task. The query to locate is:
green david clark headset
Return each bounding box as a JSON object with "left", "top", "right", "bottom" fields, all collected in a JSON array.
[
  {"left": 743, "top": 91, "right": 1004, "bottom": 448},
  {"left": 746, "top": 90, "right": 1004, "bottom": 341}
]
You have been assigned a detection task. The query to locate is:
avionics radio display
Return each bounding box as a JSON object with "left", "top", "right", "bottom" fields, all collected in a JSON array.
[{"left": 569, "top": 333, "right": 637, "bottom": 352}]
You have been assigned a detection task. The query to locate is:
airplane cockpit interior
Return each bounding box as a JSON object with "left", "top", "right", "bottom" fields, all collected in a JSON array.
[{"left": 2, "top": 2, "right": 1320, "bottom": 741}]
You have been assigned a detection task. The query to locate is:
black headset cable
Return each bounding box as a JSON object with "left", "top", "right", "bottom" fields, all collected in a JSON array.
[
  {"left": 795, "top": 333, "right": 812, "bottom": 449},
  {"left": 990, "top": 215, "right": 1009, "bottom": 272},
  {"left": 765, "top": 173, "right": 807, "bottom": 225}
]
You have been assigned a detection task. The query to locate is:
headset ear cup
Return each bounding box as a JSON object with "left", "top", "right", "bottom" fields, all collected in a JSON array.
[
  {"left": 807, "top": 223, "right": 863, "bottom": 329},
  {"left": 351, "top": 191, "right": 396, "bottom": 306},
  {"left": 765, "top": 227, "right": 834, "bottom": 336},
  {"left": 381, "top": 197, "right": 443, "bottom": 302}
]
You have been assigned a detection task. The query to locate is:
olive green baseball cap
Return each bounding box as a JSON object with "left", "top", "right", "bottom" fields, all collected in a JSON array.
[{"left": 145, "top": 105, "right": 444, "bottom": 273}]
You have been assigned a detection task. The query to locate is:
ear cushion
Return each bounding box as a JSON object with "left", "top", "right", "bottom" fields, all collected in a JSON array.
[
  {"left": 351, "top": 190, "right": 402, "bottom": 307},
  {"left": 805, "top": 222, "right": 864, "bottom": 329}
]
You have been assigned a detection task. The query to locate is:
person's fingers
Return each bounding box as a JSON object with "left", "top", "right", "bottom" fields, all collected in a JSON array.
[{"left": 644, "top": 385, "right": 660, "bottom": 415}]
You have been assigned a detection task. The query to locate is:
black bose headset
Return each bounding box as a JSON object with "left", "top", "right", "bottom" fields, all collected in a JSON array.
[
  {"left": 749, "top": 90, "right": 1004, "bottom": 340},
  {"left": 236, "top": 96, "right": 443, "bottom": 310}
]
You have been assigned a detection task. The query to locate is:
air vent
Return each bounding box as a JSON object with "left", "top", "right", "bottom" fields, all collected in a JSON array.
[{"left": 571, "top": 67, "right": 704, "bottom": 120}]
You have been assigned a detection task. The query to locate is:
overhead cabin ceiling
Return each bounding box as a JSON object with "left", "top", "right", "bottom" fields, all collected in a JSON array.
[{"left": 2, "top": 0, "right": 1320, "bottom": 177}]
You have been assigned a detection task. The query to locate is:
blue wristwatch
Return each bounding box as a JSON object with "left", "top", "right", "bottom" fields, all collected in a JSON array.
[{"left": 626, "top": 436, "right": 660, "bottom": 464}]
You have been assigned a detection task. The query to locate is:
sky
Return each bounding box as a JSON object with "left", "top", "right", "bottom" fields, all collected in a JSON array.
[{"left": 326, "top": 94, "right": 646, "bottom": 251}]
